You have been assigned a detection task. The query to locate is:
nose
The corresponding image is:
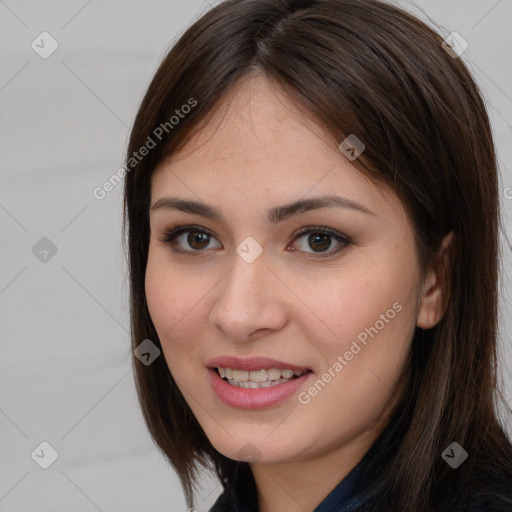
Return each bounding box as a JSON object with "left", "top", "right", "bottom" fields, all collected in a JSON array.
[{"left": 209, "top": 250, "right": 288, "bottom": 342}]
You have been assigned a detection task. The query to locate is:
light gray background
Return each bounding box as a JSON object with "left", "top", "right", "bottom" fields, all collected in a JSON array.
[{"left": 1, "top": 1, "right": 511, "bottom": 511}]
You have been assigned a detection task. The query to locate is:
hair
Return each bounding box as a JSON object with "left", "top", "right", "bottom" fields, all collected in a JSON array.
[{"left": 122, "top": 0, "right": 512, "bottom": 510}]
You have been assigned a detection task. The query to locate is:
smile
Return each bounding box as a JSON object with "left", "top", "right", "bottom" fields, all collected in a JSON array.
[{"left": 216, "top": 367, "right": 305, "bottom": 388}]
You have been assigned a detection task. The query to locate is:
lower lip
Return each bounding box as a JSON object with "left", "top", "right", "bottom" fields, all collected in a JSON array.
[{"left": 208, "top": 368, "right": 312, "bottom": 409}]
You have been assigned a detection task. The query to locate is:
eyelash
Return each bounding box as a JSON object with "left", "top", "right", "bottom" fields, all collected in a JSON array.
[{"left": 157, "top": 224, "right": 351, "bottom": 259}]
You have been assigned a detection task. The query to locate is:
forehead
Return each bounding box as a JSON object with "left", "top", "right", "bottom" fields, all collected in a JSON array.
[
  {"left": 165, "top": 75, "right": 331, "bottom": 164},
  {"left": 150, "top": 75, "right": 399, "bottom": 221}
]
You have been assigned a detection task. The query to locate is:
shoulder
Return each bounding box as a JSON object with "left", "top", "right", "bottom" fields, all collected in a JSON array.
[
  {"left": 465, "top": 463, "right": 512, "bottom": 511},
  {"left": 209, "top": 489, "right": 234, "bottom": 512},
  {"left": 440, "top": 478, "right": 512, "bottom": 512},
  {"left": 444, "top": 441, "right": 512, "bottom": 511},
  {"left": 465, "top": 486, "right": 512, "bottom": 512}
]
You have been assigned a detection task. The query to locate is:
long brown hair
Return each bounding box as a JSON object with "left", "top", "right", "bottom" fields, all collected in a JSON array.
[{"left": 122, "top": 0, "right": 512, "bottom": 509}]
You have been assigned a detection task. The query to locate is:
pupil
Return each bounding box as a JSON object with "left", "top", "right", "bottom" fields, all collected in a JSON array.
[
  {"left": 188, "top": 232, "right": 209, "bottom": 249},
  {"left": 309, "top": 233, "right": 330, "bottom": 252}
]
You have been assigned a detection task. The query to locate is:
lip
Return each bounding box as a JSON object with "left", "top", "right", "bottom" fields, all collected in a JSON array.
[
  {"left": 206, "top": 356, "right": 311, "bottom": 372},
  {"left": 207, "top": 365, "right": 313, "bottom": 410}
]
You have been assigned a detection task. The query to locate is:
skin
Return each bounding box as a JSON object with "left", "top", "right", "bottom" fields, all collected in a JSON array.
[{"left": 145, "top": 74, "right": 449, "bottom": 512}]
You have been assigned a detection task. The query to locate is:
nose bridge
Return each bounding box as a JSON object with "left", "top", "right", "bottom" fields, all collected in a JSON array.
[{"left": 209, "top": 247, "right": 286, "bottom": 339}]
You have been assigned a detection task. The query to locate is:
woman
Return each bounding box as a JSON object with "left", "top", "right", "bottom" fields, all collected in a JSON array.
[{"left": 122, "top": 0, "right": 512, "bottom": 510}]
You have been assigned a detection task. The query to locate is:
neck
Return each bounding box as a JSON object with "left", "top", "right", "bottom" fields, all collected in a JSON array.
[{"left": 251, "top": 422, "right": 384, "bottom": 512}]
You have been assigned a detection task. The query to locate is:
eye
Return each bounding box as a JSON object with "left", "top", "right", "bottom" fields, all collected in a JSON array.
[
  {"left": 158, "top": 224, "right": 351, "bottom": 257},
  {"left": 289, "top": 226, "right": 351, "bottom": 257},
  {"left": 158, "top": 225, "right": 221, "bottom": 254}
]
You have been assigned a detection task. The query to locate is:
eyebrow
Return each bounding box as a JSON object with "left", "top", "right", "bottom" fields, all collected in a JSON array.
[{"left": 150, "top": 195, "right": 375, "bottom": 223}]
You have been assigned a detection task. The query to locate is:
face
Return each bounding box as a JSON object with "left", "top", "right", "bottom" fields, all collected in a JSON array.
[{"left": 145, "top": 75, "right": 425, "bottom": 466}]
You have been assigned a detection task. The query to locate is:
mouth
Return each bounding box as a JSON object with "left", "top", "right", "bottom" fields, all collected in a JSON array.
[
  {"left": 206, "top": 356, "right": 313, "bottom": 409},
  {"left": 214, "top": 366, "right": 310, "bottom": 389}
]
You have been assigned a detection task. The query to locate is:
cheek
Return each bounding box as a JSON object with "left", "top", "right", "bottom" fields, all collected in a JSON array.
[
  {"left": 145, "top": 244, "right": 205, "bottom": 329},
  {"left": 145, "top": 262, "right": 179, "bottom": 334},
  {"left": 305, "top": 247, "right": 418, "bottom": 368},
  {"left": 144, "top": 253, "right": 204, "bottom": 372},
  {"left": 295, "top": 271, "right": 416, "bottom": 438}
]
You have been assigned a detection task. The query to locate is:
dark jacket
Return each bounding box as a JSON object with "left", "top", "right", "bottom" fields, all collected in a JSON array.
[
  {"left": 209, "top": 415, "right": 512, "bottom": 512},
  {"left": 210, "top": 451, "right": 374, "bottom": 512}
]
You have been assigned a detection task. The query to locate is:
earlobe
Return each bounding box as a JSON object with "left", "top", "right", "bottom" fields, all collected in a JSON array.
[
  {"left": 416, "top": 269, "right": 441, "bottom": 330},
  {"left": 416, "top": 231, "right": 454, "bottom": 330}
]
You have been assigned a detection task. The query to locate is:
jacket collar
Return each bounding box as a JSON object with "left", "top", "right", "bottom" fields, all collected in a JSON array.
[{"left": 211, "top": 412, "right": 401, "bottom": 512}]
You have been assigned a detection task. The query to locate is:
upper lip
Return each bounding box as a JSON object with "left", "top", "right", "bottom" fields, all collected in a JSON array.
[{"left": 206, "top": 356, "right": 311, "bottom": 372}]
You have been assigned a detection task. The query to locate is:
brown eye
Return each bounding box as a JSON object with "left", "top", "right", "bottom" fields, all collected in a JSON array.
[
  {"left": 159, "top": 225, "right": 221, "bottom": 253},
  {"left": 306, "top": 233, "right": 332, "bottom": 252},
  {"left": 159, "top": 224, "right": 350, "bottom": 258},
  {"left": 187, "top": 231, "right": 211, "bottom": 250},
  {"left": 291, "top": 226, "right": 351, "bottom": 257}
]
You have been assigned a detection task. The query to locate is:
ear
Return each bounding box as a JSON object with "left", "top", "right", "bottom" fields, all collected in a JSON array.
[{"left": 416, "top": 231, "right": 454, "bottom": 330}]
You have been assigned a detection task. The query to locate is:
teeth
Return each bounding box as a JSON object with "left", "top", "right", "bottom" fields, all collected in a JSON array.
[
  {"left": 217, "top": 366, "right": 306, "bottom": 385},
  {"left": 227, "top": 379, "right": 285, "bottom": 388},
  {"left": 267, "top": 368, "right": 282, "bottom": 381},
  {"left": 249, "top": 369, "right": 267, "bottom": 382},
  {"left": 232, "top": 369, "right": 249, "bottom": 382},
  {"left": 238, "top": 381, "right": 260, "bottom": 389}
]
